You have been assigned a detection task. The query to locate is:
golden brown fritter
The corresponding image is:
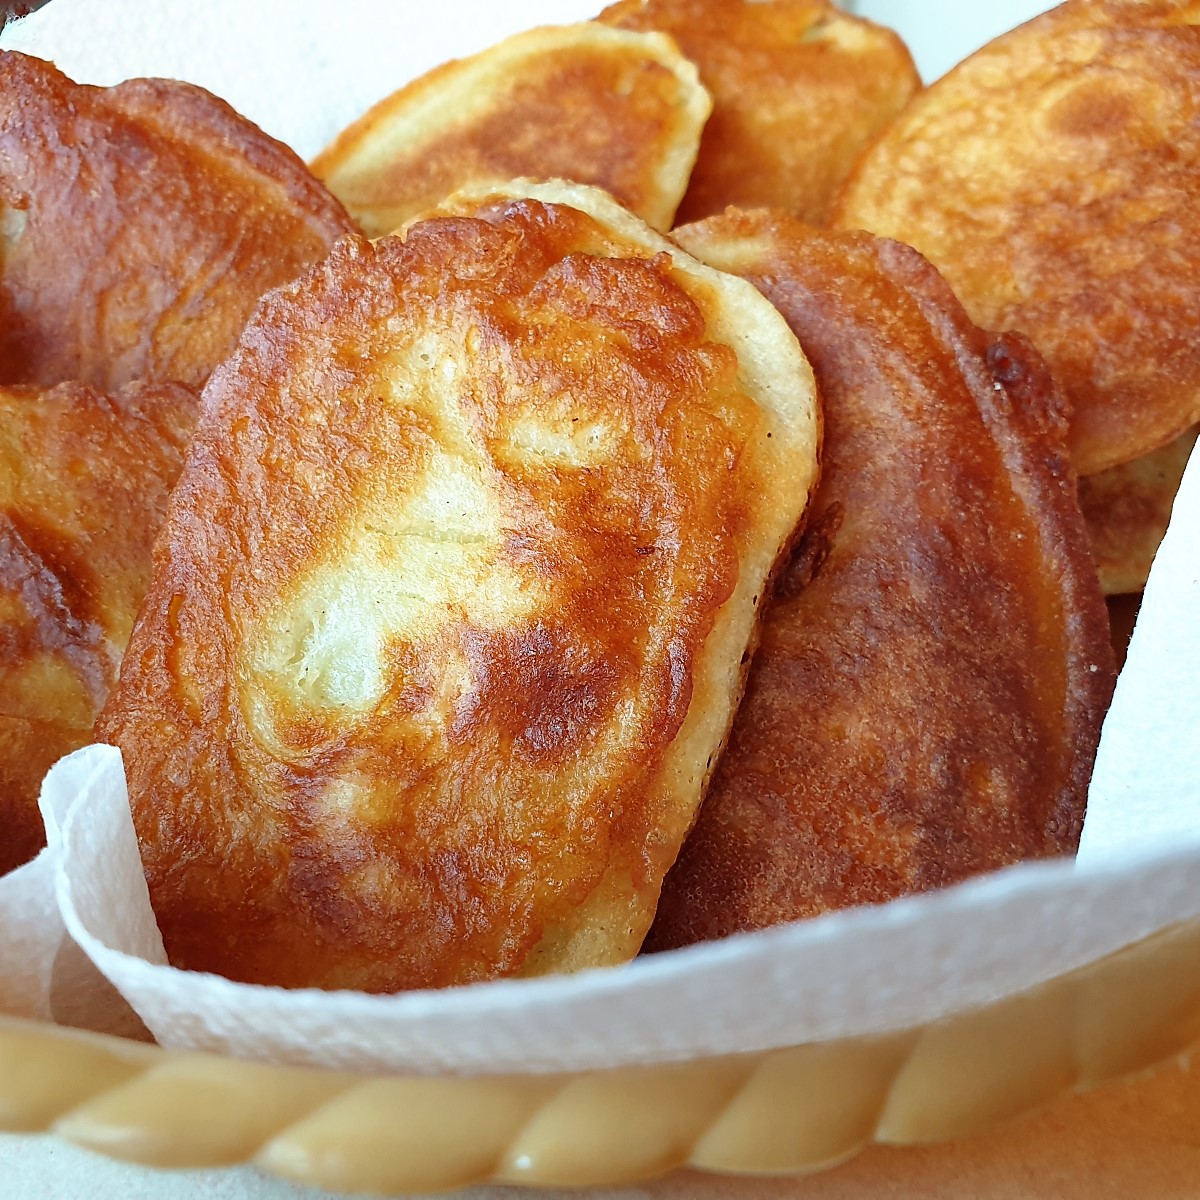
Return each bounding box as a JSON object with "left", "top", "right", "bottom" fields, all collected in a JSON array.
[
  {"left": 648, "top": 210, "right": 1115, "bottom": 951},
  {"left": 97, "top": 183, "right": 819, "bottom": 992},
  {"left": 1080, "top": 426, "right": 1196, "bottom": 595},
  {"left": 0, "top": 380, "right": 197, "bottom": 876},
  {"left": 600, "top": 0, "right": 919, "bottom": 227},
  {"left": 310, "top": 23, "right": 710, "bottom": 238},
  {"left": 834, "top": 0, "right": 1200, "bottom": 475},
  {"left": 0, "top": 51, "right": 355, "bottom": 392}
]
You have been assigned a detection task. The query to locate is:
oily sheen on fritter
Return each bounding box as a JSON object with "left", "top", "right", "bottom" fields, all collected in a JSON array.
[
  {"left": 834, "top": 0, "right": 1200, "bottom": 476},
  {"left": 0, "top": 51, "right": 355, "bottom": 392},
  {"left": 311, "top": 23, "right": 710, "bottom": 238},
  {"left": 1080, "top": 426, "right": 1197, "bottom": 595},
  {"left": 98, "top": 183, "right": 819, "bottom": 992},
  {"left": 600, "top": 0, "right": 919, "bottom": 226},
  {"left": 648, "top": 211, "right": 1115, "bottom": 950},
  {"left": 0, "top": 380, "right": 197, "bottom": 876}
]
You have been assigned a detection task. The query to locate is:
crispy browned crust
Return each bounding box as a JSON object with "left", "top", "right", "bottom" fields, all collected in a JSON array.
[
  {"left": 97, "top": 193, "right": 818, "bottom": 992},
  {"left": 649, "top": 210, "right": 1116, "bottom": 950},
  {"left": 834, "top": 0, "right": 1200, "bottom": 475},
  {"left": 0, "top": 51, "right": 355, "bottom": 392},
  {"left": 1079, "top": 425, "right": 1196, "bottom": 595},
  {"left": 0, "top": 716, "right": 81, "bottom": 874},
  {"left": 600, "top": 0, "right": 920, "bottom": 226},
  {"left": 1106, "top": 592, "right": 1142, "bottom": 668},
  {"left": 0, "top": 380, "right": 197, "bottom": 876},
  {"left": 310, "top": 23, "right": 709, "bottom": 237}
]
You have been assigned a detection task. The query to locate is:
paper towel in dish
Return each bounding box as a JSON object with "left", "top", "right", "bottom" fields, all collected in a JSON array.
[
  {"left": 0, "top": 754, "right": 147, "bottom": 1040},
  {"left": 1, "top": 0, "right": 1199, "bottom": 1075}
]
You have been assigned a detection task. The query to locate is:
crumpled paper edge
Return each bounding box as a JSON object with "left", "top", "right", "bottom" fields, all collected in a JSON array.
[
  {"left": 1079, "top": 444, "right": 1200, "bottom": 863},
  {"left": 37, "top": 744, "right": 1200, "bottom": 1074},
  {"left": 0, "top": 849, "right": 61, "bottom": 1021}
]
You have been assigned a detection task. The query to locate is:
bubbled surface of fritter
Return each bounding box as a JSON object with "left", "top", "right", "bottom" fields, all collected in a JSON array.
[
  {"left": 0, "top": 380, "right": 197, "bottom": 875},
  {"left": 834, "top": 0, "right": 1200, "bottom": 475},
  {"left": 1080, "top": 425, "right": 1197, "bottom": 595},
  {"left": 96, "top": 197, "right": 813, "bottom": 992},
  {"left": 0, "top": 51, "right": 355, "bottom": 392},
  {"left": 311, "top": 23, "right": 709, "bottom": 237},
  {"left": 650, "top": 210, "right": 1115, "bottom": 950},
  {"left": 601, "top": 0, "right": 919, "bottom": 226}
]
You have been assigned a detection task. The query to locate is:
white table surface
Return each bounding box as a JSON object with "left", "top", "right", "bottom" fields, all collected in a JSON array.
[{"left": 848, "top": 0, "right": 1053, "bottom": 81}]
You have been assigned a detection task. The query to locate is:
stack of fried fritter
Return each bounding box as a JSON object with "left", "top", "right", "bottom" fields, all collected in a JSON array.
[{"left": 9, "top": 0, "right": 1177, "bottom": 990}]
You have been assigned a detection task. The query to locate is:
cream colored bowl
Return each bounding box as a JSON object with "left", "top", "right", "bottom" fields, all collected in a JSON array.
[{"left": 3, "top": 915, "right": 1200, "bottom": 1194}]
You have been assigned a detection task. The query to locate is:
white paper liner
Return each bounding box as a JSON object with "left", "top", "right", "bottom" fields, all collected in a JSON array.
[
  {"left": 0, "top": 756, "right": 148, "bottom": 1039},
  {"left": 0, "top": 850, "right": 61, "bottom": 1022},
  {"left": 0, "top": 747, "right": 81, "bottom": 1024},
  {"left": 1079, "top": 445, "right": 1200, "bottom": 863},
  {"left": 1, "top": 0, "right": 1198, "bottom": 1080},
  {"left": 23, "top": 740, "right": 1200, "bottom": 1074}
]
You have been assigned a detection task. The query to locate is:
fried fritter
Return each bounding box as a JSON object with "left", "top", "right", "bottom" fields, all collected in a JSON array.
[
  {"left": 1080, "top": 425, "right": 1196, "bottom": 595},
  {"left": 0, "top": 715, "right": 81, "bottom": 875},
  {"left": 97, "top": 182, "right": 819, "bottom": 992},
  {"left": 310, "top": 23, "right": 710, "bottom": 239},
  {"left": 834, "top": 0, "right": 1200, "bottom": 475},
  {"left": 600, "top": 0, "right": 919, "bottom": 227},
  {"left": 647, "top": 210, "right": 1115, "bottom": 950},
  {"left": 0, "top": 51, "right": 355, "bottom": 392},
  {"left": 0, "top": 380, "right": 197, "bottom": 876}
]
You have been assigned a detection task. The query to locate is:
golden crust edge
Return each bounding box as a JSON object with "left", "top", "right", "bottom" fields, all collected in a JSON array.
[{"left": 310, "top": 23, "right": 712, "bottom": 235}]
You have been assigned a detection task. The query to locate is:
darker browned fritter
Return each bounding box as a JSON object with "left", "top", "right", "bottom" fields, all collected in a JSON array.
[
  {"left": 834, "top": 0, "right": 1200, "bottom": 475},
  {"left": 96, "top": 199, "right": 801, "bottom": 992},
  {"left": 649, "top": 211, "right": 1115, "bottom": 949},
  {"left": 1106, "top": 594, "right": 1142, "bottom": 669},
  {"left": 0, "top": 51, "right": 355, "bottom": 392},
  {"left": 0, "top": 380, "right": 197, "bottom": 875},
  {"left": 601, "top": 0, "right": 920, "bottom": 226}
]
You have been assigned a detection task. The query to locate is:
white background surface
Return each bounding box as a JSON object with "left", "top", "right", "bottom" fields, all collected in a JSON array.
[
  {"left": 848, "top": 0, "right": 1054, "bottom": 79},
  {"left": 0, "top": 1, "right": 1069, "bottom": 1197},
  {"left": 0, "top": 0, "right": 1060, "bottom": 163}
]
